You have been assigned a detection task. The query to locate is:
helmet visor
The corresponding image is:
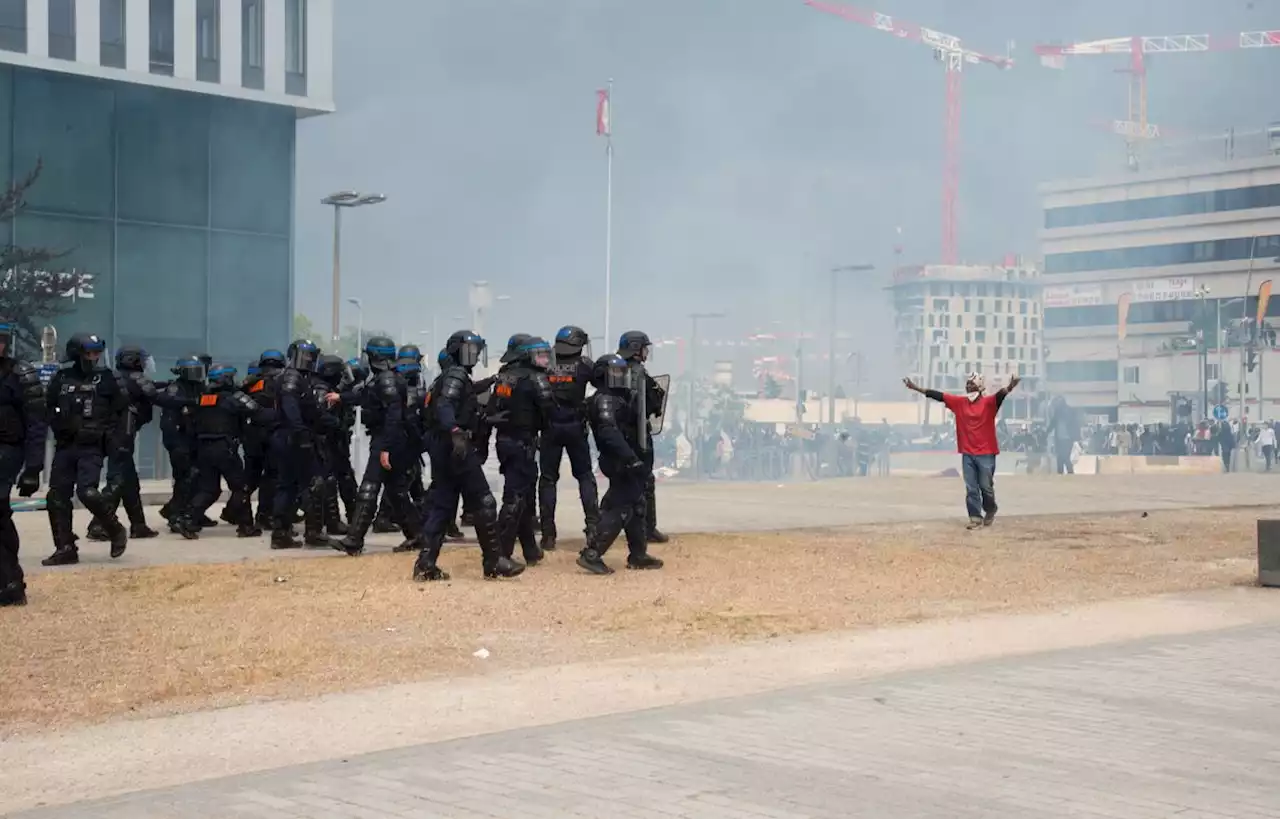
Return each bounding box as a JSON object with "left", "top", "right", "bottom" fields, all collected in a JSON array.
[{"left": 457, "top": 338, "right": 486, "bottom": 368}]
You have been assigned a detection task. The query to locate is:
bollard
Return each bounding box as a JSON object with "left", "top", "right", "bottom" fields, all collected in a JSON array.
[{"left": 1257, "top": 520, "right": 1280, "bottom": 587}]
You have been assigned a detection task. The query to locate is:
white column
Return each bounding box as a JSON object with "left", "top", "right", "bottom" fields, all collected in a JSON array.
[
  {"left": 219, "top": 0, "right": 241, "bottom": 86},
  {"left": 74, "top": 0, "right": 99, "bottom": 64},
  {"left": 27, "top": 0, "right": 48, "bottom": 58},
  {"left": 262, "top": 0, "right": 284, "bottom": 93},
  {"left": 305, "top": 0, "right": 332, "bottom": 103},
  {"left": 172, "top": 0, "right": 194, "bottom": 78},
  {"left": 124, "top": 0, "right": 147, "bottom": 72}
]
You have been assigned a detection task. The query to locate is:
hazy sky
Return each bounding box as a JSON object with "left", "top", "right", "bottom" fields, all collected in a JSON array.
[{"left": 293, "top": 0, "right": 1274, "bottom": 386}]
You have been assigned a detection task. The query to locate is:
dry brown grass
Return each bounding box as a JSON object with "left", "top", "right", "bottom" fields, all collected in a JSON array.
[{"left": 0, "top": 507, "right": 1263, "bottom": 733}]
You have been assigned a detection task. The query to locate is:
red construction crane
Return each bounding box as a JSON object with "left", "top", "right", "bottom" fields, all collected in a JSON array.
[
  {"left": 804, "top": 0, "right": 1012, "bottom": 265},
  {"left": 1035, "top": 31, "right": 1280, "bottom": 167}
]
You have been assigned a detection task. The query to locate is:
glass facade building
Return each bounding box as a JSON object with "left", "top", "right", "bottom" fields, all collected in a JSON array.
[{"left": 1, "top": 63, "right": 295, "bottom": 367}]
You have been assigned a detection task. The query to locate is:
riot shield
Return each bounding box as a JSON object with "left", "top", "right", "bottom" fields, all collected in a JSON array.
[
  {"left": 648, "top": 373, "right": 671, "bottom": 434},
  {"left": 636, "top": 368, "right": 648, "bottom": 452}
]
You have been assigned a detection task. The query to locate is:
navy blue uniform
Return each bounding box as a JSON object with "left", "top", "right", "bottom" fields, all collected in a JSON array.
[
  {"left": 185, "top": 387, "right": 262, "bottom": 535},
  {"left": 242, "top": 368, "right": 282, "bottom": 526},
  {"left": 586, "top": 388, "right": 649, "bottom": 562},
  {"left": 44, "top": 365, "right": 130, "bottom": 561},
  {"left": 270, "top": 366, "right": 325, "bottom": 539},
  {"left": 537, "top": 355, "right": 599, "bottom": 545},
  {"left": 489, "top": 362, "right": 554, "bottom": 563},
  {"left": 0, "top": 359, "right": 46, "bottom": 602},
  {"left": 101, "top": 367, "right": 190, "bottom": 535}
]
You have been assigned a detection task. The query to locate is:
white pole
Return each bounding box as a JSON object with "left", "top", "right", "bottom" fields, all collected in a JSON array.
[{"left": 603, "top": 78, "right": 614, "bottom": 349}]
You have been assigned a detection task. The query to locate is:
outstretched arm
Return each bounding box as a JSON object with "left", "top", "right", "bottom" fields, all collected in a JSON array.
[{"left": 902, "top": 377, "right": 945, "bottom": 403}]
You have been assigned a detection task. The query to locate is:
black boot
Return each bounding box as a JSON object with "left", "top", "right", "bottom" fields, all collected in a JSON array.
[
  {"left": 302, "top": 481, "right": 336, "bottom": 549},
  {"left": 627, "top": 554, "right": 664, "bottom": 570},
  {"left": 0, "top": 581, "right": 27, "bottom": 606},
  {"left": 578, "top": 508, "right": 624, "bottom": 575},
  {"left": 324, "top": 481, "right": 348, "bottom": 536},
  {"left": 130, "top": 522, "right": 159, "bottom": 538},
  {"left": 412, "top": 534, "right": 450, "bottom": 581},
  {"left": 270, "top": 527, "right": 302, "bottom": 549},
  {"left": 43, "top": 493, "right": 79, "bottom": 566},
  {"left": 475, "top": 504, "right": 524, "bottom": 579},
  {"left": 104, "top": 518, "right": 128, "bottom": 559},
  {"left": 200, "top": 514, "right": 218, "bottom": 527},
  {"left": 86, "top": 518, "right": 109, "bottom": 541},
  {"left": 644, "top": 477, "right": 668, "bottom": 542},
  {"left": 445, "top": 521, "right": 465, "bottom": 541},
  {"left": 576, "top": 548, "right": 613, "bottom": 575}
]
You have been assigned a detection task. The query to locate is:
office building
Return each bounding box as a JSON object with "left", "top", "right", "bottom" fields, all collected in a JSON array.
[
  {"left": 0, "top": 0, "right": 333, "bottom": 367},
  {"left": 1041, "top": 152, "right": 1280, "bottom": 423},
  {"left": 888, "top": 262, "right": 1043, "bottom": 421}
]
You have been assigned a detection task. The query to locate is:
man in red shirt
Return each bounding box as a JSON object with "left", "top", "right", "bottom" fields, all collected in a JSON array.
[{"left": 904, "top": 371, "right": 1020, "bottom": 529}]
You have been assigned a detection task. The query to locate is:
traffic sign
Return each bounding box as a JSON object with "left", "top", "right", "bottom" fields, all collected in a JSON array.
[{"left": 1213, "top": 404, "right": 1229, "bottom": 421}]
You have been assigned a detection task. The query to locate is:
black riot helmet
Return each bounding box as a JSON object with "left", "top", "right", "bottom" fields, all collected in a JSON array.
[
  {"left": 395, "top": 346, "right": 423, "bottom": 383},
  {"left": 246, "top": 360, "right": 261, "bottom": 377},
  {"left": 437, "top": 348, "right": 449, "bottom": 370},
  {"left": 364, "top": 335, "right": 397, "bottom": 372},
  {"left": 286, "top": 339, "right": 320, "bottom": 372},
  {"left": 115, "top": 345, "right": 149, "bottom": 373},
  {"left": 65, "top": 333, "right": 107, "bottom": 375},
  {"left": 554, "top": 325, "right": 590, "bottom": 360},
  {"left": 617, "top": 330, "right": 652, "bottom": 362},
  {"left": 0, "top": 319, "right": 16, "bottom": 359},
  {"left": 172, "top": 354, "right": 207, "bottom": 384},
  {"left": 499, "top": 333, "right": 533, "bottom": 364},
  {"left": 258, "top": 349, "right": 286, "bottom": 373},
  {"left": 523, "top": 337, "right": 553, "bottom": 370},
  {"left": 594, "top": 353, "right": 632, "bottom": 393},
  {"left": 445, "top": 330, "right": 486, "bottom": 368},
  {"left": 317, "top": 353, "right": 347, "bottom": 387},
  {"left": 207, "top": 362, "right": 237, "bottom": 390}
]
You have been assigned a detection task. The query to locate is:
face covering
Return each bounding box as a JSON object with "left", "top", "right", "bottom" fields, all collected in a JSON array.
[{"left": 965, "top": 372, "right": 985, "bottom": 403}]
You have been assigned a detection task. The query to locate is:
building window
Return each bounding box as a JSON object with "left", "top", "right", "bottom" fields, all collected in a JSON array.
[
  {"left": 1045, "top": 233, "right": 1280, "bottom": 275},
  {"left": 1123, "top": 366, "right": 1140, "bottom": 384},
  {"left": 977, "top": 299, "right": 985, "bottom": 312},
  {"left": 1006, "top": 332, "right": 1016, "bottom": 345},
  {"left": 994, "top": 347, "right": 1003, "bottom": 359},
  {"left": 976, "top": 347, "right": 984, "bottom": 360},
  {"left": 932, "top": 298, "right": 948, "bottom": 312},
  {"left": 975, "top": 330, "right": 986, "bottom": 343},
  {"left": 0, "top": 0, "right": 26, "bottom": 52},
  {"left": 101, "top": 0, "right": 125, "bottom": 67},
  {"left": 150, "top": 0, "right": 174, "bottom": 74},
  {"left": 1005, "top": 316, "right": 1014, "bottom": 329},
  {"left": 49, "top": 0, "right": 74, "bottom": 59},
  {"left": 1045, "top": 183, "right": 1280, "bottom": 229},
  {"left": 242, "top": 0, "right": 264, "bottom": 89},
  {"left": 975, "top": 315, "right": 986, "bottom": 328},
  {"left": 285, "top": 0, "right": 306, "bottom": 95},
  {"left": 1019, "top": 300, "right": 1028, "bottom": 315},
  {"left": 964, "top": 331, "right": 971, "bottom": 344},
  {"left": 196, "top": 0, "right": 220, "bottom": 81},
  {"left": 1206, "top": 363, "right": 1220, "bottom": 382},
  {"left": 960, "top": 346, "right": 967, "bottom": 359},
  {"left": 994, "top": 300, "right": 1002, "bottom": 313}
]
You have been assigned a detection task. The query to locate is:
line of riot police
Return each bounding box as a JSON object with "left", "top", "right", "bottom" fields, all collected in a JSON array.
[{"left": 0, "top": 322, "right": 670, "bottom": 606}]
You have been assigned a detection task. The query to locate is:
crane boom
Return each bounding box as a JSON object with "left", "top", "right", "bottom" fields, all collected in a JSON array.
[{"left": 804, "top": 0, "right": 1012, "bottom": 264}]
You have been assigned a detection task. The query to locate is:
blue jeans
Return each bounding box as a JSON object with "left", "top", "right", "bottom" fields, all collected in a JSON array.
[{"left": 961, "top": 453, "right": 998, "bottom": 521}]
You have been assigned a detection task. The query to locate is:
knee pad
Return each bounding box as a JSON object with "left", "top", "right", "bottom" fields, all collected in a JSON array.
[
  {"left": 78, "top": 485, "right": 103, "bottom": 505},
  {"left": 355, "top": 479, "right": 380, "bottom": 503},
  {"left": 476, "top": 492, "right": 498, "bottom": 521}
]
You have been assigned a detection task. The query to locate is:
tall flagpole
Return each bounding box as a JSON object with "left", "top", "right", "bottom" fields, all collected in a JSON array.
[{"left": 599, "top": 79, "right": 614, "bottom": 350}]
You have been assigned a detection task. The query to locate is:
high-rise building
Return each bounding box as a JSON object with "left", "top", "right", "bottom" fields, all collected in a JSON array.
[
  {"left": 889, "top": 262, "right": 1043, "bottom": 421},
  {"left": 0, "top": 0, "right": 333, "bottom": 367},
  {"left": 1041, "top": 152, "right": 1280, "bottom": 423}
]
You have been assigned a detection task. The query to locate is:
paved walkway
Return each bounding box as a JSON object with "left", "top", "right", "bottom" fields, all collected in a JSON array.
[
  {"left": 12, "top": 622, "right": 1280, "bottom": 819},
  {"left": 15, "top": 472, "right": 1280, "bottom": 573}
]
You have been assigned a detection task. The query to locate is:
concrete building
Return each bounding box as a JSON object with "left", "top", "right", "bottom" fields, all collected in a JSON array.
[
  {"left": 888, "top": 262, "right": 1043, "bottom": 421},
  {"left": 1040, "top": 152, "right": 1280, "bottom": 423},
  {"left": 0, "top": 0, "right": 333, "bottom": 366}
]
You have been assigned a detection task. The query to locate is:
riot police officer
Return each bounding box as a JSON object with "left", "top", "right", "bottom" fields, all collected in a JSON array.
[
  {"left": 91, "top": 345, "right": 192, "bottom": 542},
  {"left": 538, "top": 325, "right": 599, "bottom": 551},
  {"left": 334, "top": 337, "right": 420, "bottom": 555},
  {"left": 490, "top": 335, "right": 554, "bottom": 565},
  {"left": 577, "top": 354, "right": 664, "bottom": 574},
  {"left": 413, "top": 331, "right": 524, "bottom": 582},
  {"left": 309, "top": 354, "right": 350, "bottom": 541},
  {"left": 180, "top": 364, "right": 263, "bottom": 538},
  {"left": 424, "top": 348, "right": 467, "bottom": 542},
  {"left": 618, "top": 330, "right": 669, "bottom": 543},
  {"left": 41, "top": 333, "right": 131, "bottom": 566},
  {"left": 157, "top": 354, "right": 208, "bottom": 534},
  {"left": 0, "top": 321, "right": 46, "bottom": 605},
  {"left": 242, "top": 349, "right": 284, "bottom": 530},
  {"left": 269, "top": 339, "right": 325, "bottom": 549}
]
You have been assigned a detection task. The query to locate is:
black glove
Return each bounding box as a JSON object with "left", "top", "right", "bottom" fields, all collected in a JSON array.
[
  {"left": 17, "top": 467, "right": 40, "bottom": 497},
  {"left": 450, "top": 427, "right": 471, "bottom": 461}
]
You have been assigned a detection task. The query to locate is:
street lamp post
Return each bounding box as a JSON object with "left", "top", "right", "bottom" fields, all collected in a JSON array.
[
  {"left": 1195, "top": 285, "right": 1210, "bottom": 418},
  {"left": 828, "top": 264, "right": 875, "bottom": 425},
  {"left": 322, "top": 190, "right": 387, "bottom": 347},
  {"left": 346, "top": 297, "right": 363, "bottom": 358},
  {"left": 687, "top": 311, "right": 726, "bottom": 472}
]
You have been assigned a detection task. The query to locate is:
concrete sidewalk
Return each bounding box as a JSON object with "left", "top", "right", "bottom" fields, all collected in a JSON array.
[{"left": 11, "top": 589, "right": 1280, "bottom": 818}]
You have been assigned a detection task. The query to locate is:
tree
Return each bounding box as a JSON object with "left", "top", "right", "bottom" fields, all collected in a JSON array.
[
  {"left": 293, "top": 313, "right": 316, "bottom": 340},
  {"left": 0, "top": 161, "right": 94, "bottom": 358},
  {"left": 763, "top": 374, "right": 783, "bottom": 399}
]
